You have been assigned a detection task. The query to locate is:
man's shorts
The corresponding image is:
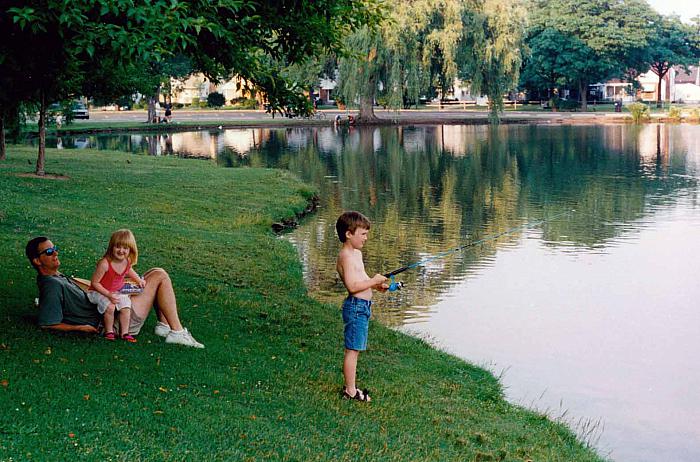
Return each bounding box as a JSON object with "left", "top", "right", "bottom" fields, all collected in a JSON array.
[
  {"left": 87, "top": 291, "right": 132, "bottom": 314},
  {"left": 342, "top": 296, "right": 372, "bottom": 351}
]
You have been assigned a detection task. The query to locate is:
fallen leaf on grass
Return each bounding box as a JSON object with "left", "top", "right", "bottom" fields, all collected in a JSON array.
[
  {"left": 1, "top": 379, "right": 8, "bottom": 387},
  {"left": 158, "top": 386, "right": 168, "bottom": 393}
]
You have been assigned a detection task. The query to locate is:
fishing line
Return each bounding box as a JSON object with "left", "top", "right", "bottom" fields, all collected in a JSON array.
[{"left": 383, "top": 209, "right": 575, "bottom": 291}]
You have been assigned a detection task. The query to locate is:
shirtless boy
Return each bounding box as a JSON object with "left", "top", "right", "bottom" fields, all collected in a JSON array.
[{"left": 335, "top": 211, "right": 388, "bottom": 402}]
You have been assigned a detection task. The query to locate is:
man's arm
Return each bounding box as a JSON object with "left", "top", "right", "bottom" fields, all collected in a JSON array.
[{"left": 41, "top": 323, "right": 98, "bottom": 333}]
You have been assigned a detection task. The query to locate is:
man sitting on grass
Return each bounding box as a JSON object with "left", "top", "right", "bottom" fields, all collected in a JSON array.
[{"left": 25, "top": 236, "right": 204, "bottom": 348}]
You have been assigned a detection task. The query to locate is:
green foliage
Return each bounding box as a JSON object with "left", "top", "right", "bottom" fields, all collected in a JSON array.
[
  {"left": 688, "top": 108, "right": 700, "bottom": 122},
  {"left": 337, "top": 0, "right": 526, "bottom": 122},
  {"left": 549, "top": 97, "right": 581, "bottom": 111},
  {"left": 460, "top": 0, "right": 527, "bottom": 122},
  {"left": 627, "top": 102, "right": 650, "bottom": 123},
  {"left": 646, "top": 15, "right": 700, "bottom": 107},
  {"left": 207, "top": 92, "right": 226, "bottom": 108},
  {"left": 0, "top": 0, "right": 382, "bottom": 168},
  {"left": 667, "top": 106, "right": 682, "bottom": 121},
  {"left": 520, "top": 0, "right": 658, "bottom": 108},
  {"left": 230, "top": 98, "right": 259, "bottom": 109}
]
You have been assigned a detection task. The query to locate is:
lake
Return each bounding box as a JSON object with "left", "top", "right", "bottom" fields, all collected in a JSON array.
[{"left": 40, "top": 123, "right": 700, "bottom": 461}]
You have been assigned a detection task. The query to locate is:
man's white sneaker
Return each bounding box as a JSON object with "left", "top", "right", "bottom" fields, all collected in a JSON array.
[
  {"left": 165, "top": 328, "right": 204, "bottom": 348},
  {"left": 154, "top": 321, "right": 171, "bottom": 338}
]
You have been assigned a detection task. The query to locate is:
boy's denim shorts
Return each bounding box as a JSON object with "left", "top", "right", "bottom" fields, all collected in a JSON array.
[{"left": 342, "top": 296, "right": 372, "bottom": 351}]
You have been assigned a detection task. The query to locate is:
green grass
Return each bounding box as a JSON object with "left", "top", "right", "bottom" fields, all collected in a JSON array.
[{"left": 0, "top": 147, "right": 605, "bottom": 461}]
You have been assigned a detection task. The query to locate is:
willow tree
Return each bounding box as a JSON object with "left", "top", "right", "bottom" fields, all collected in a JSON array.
[
  {"left": 459, "top": 0, "right": 527, "bottom": 122},
  {"left": 337, "top": 0, "right": 463, "bottom": 122},
  {"left": 337, "top": 0, "right": 525, "bottom": 123}
]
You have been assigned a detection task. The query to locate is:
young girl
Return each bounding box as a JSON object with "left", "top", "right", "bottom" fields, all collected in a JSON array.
[{"left": 88, "top": 229, "right": 145, "bottom": 342}]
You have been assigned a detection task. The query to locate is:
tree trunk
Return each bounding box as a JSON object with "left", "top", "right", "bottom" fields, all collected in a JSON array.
[
  {"left": 356, "top": 74, "right": 378, "bottom": 123},
  {"left": 147, "top": 97, "right": 156, "bottom": 123},
  {"left": 0, "top": 116, "right": 6, "bottom": 161},
  {"left": 579, "top": 81, "right": 588, "bottom": 112},
  {"left": 36, "top": 92, "right": 47, "bottom": 176},
  {"left": 656, "top": 72, "right": 664, "bottom": 109}
]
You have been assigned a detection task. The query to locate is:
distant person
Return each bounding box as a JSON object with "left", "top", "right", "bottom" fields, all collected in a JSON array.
[
  {"left": 334, "top": 114, "right": 342, "bottom": 126},
  {"left": 335, "top": 211, "right": 388, "bottom": 402},
  {"left": 25, "top": 236, "right": 204, "bottom": 348},
  {"left": 87, "top": 229, "right": 145, "bottom": 342},
  {"left": 154, "top": 101, "right": 162, "bottom": 123},
  {"left": 164, "top": 101, "right": 173, "bottom": 123}
]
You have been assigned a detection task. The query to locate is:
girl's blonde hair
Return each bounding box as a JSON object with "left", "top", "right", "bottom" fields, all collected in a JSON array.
[{"left": 104, "top": 229, "right": 138, "bottom": 265}]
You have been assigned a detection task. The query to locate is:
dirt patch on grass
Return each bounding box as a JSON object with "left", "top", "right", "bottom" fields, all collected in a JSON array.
[{"left": 16, "top": 172, "right": 70, "bottom": 180}]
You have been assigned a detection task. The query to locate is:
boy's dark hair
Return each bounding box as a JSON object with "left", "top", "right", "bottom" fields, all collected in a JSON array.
[
  {"left": 336, "top": 211, "right": 371, "bottom": 242},
  {"left": 26, "top": 236, "right": 49, "bottom": 270}
]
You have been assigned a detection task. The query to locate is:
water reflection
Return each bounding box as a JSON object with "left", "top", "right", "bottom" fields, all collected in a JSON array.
[{"left": 44, "top": 125, "right": 700, "bottom": 321}]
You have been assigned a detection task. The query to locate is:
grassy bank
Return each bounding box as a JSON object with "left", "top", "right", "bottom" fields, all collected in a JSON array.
[{"left": 0, "top": 147, "right": 604, "bottom": 461}]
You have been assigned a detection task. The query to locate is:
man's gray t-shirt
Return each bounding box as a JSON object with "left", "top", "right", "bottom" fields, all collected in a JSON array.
[{"left": 37, "top": 274, "right": 100, "bottom": 327}]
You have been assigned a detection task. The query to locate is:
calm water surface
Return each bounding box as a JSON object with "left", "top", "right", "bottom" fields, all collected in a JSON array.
[{"left": 46, "top": 124, "right": 700, "bottom": 461}]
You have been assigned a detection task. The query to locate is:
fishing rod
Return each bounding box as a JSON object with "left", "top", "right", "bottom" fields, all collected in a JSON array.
[{"left": 383, "top": 209, "right": 575, "bottom": 291}]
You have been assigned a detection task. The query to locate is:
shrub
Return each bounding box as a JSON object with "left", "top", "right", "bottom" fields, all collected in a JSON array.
[
  {"left": 207, "top": 92, "right": 226, "bottom": 108},
  {"left": 667, "top": 106, "right": 682, "bottom": 121},
  {"left": 627, "top": 102, "right": 650, "bottom": 124},
  {"left": 688, "top": 108, "right": 700, "bottom": 122},
  {"left": 230, "top": 97, "right": 258, "bottom": 109},
  {"left": 557, "top": 99, "right": 581, "bottom": 111}
]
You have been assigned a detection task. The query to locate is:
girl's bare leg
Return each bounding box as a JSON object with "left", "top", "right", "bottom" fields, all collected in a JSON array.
[{"left": 103, "top": 305, "right": 116, "bottom": 333}]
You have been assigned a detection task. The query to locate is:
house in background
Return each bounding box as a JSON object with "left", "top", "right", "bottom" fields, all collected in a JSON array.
[
  {"left": 592, "top": 64, "right": 700, "bottom": 104},
  {"left": 673, "top": 66, "right": 700, "bottom": 103},
  {"left": 170, "top": 74, "right": 255, "bottom": 105}
]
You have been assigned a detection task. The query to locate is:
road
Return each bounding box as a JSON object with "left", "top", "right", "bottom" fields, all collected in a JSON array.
[{"left": 84, "top": 108, "right": 630, "bottom": 125}]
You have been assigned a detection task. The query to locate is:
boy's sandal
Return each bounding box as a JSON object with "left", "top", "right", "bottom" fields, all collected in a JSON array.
[
  {"left": 121, "top": 334, "right": 137, "bottom": 343},
  {"left": 342, "top": 387, "right": 371, "bottom": 402},
  {"left": 104, "top": 332, "right": 116, "bottom": 341}
]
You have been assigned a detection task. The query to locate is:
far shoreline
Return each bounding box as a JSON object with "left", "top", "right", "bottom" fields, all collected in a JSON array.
[{"left": 22, "top": 108, "right": 696, "bottom": 137}]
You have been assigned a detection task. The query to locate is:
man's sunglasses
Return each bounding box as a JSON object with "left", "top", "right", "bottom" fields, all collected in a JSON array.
[{"left": 38, "top": 246, "right": 59, "bottom": 257}]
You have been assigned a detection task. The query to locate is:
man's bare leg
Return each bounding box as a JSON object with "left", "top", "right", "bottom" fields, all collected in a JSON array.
[{"left": 131, "top": 268, "right": 183, "bottom": 331}]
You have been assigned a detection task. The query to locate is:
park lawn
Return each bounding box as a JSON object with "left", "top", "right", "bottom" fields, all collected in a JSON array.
[{"left": 0, "top": 147, "right": 604, "bottom": 461}]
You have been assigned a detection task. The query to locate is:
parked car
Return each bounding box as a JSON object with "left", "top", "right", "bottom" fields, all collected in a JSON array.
[
  {"left": 48, "top": 101, "right": 89, "bottom": 120},
  {"left": 71, "top": 102, "right": 89, "bottom": 119}
]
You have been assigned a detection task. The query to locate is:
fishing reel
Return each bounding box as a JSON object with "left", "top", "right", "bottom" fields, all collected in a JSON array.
[{"left": 387, "top": 275, "right": 403, "bottom": 292}]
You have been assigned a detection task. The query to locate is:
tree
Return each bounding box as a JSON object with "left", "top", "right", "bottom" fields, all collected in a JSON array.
[
  {"left": 207, "top": 92, "right": 226, "bottom": 108},
  {"left": 1, "top": 0, "right": 381, "bottom": 174},
  {"left": 337, "top": 0, "right": 526, "bottom": 123},
  {"left": 521, "top": 0, "right": 657, "bottom": 111},
  {"left": 459, "top": 0, "right": 526, "bottom": 121},
  {"left": 337, "top": 0, "right": 467, "bottom": 122},
  {"left": 645, "top": 15, "right": 700, "bottom": 108}
]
